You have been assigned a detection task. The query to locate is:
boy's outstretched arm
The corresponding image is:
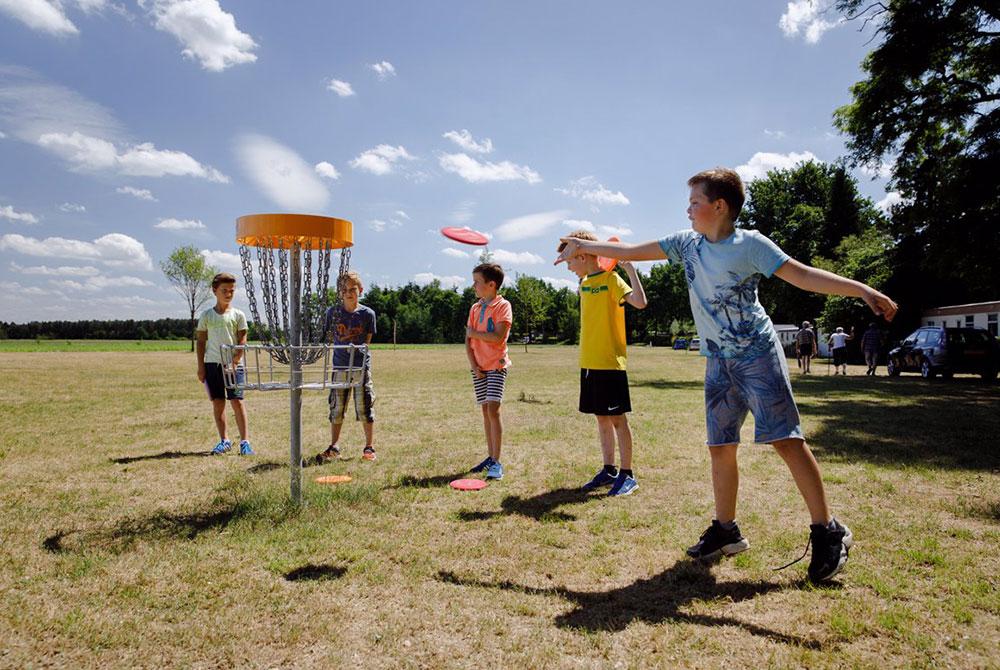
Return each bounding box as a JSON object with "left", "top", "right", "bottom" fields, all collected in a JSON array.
[
  {"left": 619, "top": 262, "right": 648, "bottom": 309},
  {"left": 774, "top": 258, "right": 899, "bottom": 321},
  {"left": 554, "top": 239, "right": 666, "bottom": 265}
]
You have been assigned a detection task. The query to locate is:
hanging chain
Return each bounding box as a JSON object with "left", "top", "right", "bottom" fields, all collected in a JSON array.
[
  {"left": 239, "top": 245, "right": 263, "bottom": 343},
  {"left": 302, "top": 238, "right": 314, "bottom": 347}
]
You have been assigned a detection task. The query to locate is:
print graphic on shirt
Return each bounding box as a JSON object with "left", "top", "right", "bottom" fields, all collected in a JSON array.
[
  {"left": 677, "top": 235, "right": 699, "bottom": 283},
  {"left": 336, "top": 322, "right": 368, "bottom": 342},
  {"left": 703, "top": 271, "right": 771, "bottom": 357}
]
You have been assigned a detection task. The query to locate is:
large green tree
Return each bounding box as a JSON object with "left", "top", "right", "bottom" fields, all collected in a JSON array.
[
  {"left": 160, "top": 246, "right": 217, "bottom": 352},
  {"left": 737, "top": 161, "right": 884, "bottom": 324},
  {"left": 834, "top": 0, "right": 1000, "bottom": 312}
]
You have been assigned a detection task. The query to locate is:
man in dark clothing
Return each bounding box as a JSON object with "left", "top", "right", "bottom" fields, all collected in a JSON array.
[
  {"left": 861, "top": 323, "right": 882, "bottom": 376},
  {"left": 795, "top": 321, "right": 818, "bottom": 374}
]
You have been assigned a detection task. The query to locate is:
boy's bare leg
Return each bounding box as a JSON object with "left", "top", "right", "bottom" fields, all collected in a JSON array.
[
  {"left": 771, "top": 438, "right": 831, "bottom": 525},
  {"left": 363, "top": 421, "right": 374, "bottom": 449},
  {"left": 481, "top": 404, "right": 496, "bottom": 459},
  {"left": 596, "top": 415, "right": 616, "bottom": 466},
  {"left": 329, "top": 421, "right": 344, "bottom": 447},
  {"left": 212, "top": 399, "right": 228, "bottom": 440},
  {"left": 709, "top": 443, "right": 739, "bottom": 523},
  {"left": 230, "top": 398, "right": 248, "bottom": 441},
  {"left": 611, "top": 414, "right": 633, "bottom": 470},
  {"left": 484, "top": 401, "right": 502, "bottom": 461}
]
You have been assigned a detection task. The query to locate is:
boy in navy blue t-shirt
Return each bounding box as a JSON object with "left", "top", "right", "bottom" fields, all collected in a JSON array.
[
  {"left": 315, "top": 271, "right": 378, "bottom": 463},
  {"left": 556, "top": 167, "right": 898, "bottom": 583}
]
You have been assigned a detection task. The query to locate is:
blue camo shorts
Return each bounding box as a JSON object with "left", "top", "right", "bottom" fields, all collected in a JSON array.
[{"left": 704, "top": 342, "right": 804, "bottom": 446}]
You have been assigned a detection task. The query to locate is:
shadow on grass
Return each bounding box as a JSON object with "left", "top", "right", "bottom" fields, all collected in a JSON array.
[
  {"left": 110, "top": 450, "right": 208, "bottom": 464},
  {"left": 247, "top": 461, "right": 285, "bottom": 475},
  {"left": 630, "top": 379, "right": 705, "bottom": 392},
  {"left": 438, "top": 560, "right": 820, "bottom": 647},
  {"left": 457, "top": 487, "right": 595, "bottom": 522},
  {"left": 793, "top": 376, "right": 1000, "bottom": 470},
  {"left": 386, "top": 472, "right": 471, "bottom": 489},
  {"left": 284, "top": 564, "right": 348, "bottom": 582}
]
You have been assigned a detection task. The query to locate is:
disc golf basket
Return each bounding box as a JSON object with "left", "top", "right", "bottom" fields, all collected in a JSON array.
[{"left": 219, "top": 213, "right": 366, "bottom": 504}]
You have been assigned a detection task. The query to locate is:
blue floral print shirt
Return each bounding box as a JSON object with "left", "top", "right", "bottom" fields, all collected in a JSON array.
[{"left": 658, "top": 229, "right": 789, "bottom": 359}]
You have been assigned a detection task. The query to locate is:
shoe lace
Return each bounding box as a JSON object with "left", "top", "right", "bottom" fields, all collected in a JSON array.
[{"left": 772, "top": 536, "right": 811, "bottom": 572}]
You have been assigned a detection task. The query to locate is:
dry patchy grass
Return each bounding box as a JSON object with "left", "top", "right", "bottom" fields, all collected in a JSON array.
[{"left": 1, "top": 347, "right": 998, "bottom": 669}]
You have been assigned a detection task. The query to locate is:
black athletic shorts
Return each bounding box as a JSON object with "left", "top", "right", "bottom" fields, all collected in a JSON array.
[
  {"left": 798, "top": 344, "right": 813, "bottom": 357},
  {"left": 832, "top": 347, "right": 848, "bottom": 367},
  {"left": 579, "top": 368, "right": 631, "bottom": 416},
  {"left": 204, "top": 362, "right": 244, "bottom": 401}
]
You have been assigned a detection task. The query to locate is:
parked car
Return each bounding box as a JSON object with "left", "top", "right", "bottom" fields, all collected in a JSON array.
[
  {"left": 887, "top": 326, "right": 999, "bottom": 380},
  {"left": 688, "top": 337, "right": 701, "bottom": 351},
  {"left": 672, "top": 338, "right": 688, "bottom": 350}
]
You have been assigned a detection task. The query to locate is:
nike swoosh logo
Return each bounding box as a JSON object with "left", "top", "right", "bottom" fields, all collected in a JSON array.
[{"left": 608, "top": 406, "right": 619, "bottom": 411}]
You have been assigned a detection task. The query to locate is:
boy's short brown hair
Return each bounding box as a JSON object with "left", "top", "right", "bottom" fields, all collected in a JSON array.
[
  {"left": 211, "top": 272, "right": 237, "bottom": 289},
  {"left": 557, "top": 229, "right": 599, "bottom": 254},
  {"left": 688, "top": 167, "right": 746, "bottom": 221},
  {"left": 472, "top": 263, "right": 504, "bottom": 289},
  {"left": 338, "top": 270, "right": 363, "bottom": 293}
]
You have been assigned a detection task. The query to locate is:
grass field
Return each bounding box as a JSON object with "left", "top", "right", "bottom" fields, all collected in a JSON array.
[
  {"left": 0, "top": 339, "right": 438, "bottom": 353},
  {"left": 1, "top": 346, "right": 998, "bottom": 668}
]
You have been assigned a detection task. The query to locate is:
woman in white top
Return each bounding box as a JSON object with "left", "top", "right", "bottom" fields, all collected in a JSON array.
[{"left": 828, "top": 326, "right": 854, "bottom": 375}]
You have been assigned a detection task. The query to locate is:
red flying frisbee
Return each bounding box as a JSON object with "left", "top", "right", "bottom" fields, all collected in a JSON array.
[
  {"left": 449, "top": 478, "right": 488, "bottom": 491},
  {"left": 597, "top": 236, "right": 621, "bottom": 272},
  {"left": 441, "top": 226, "right": 489, "bottom": 246}
]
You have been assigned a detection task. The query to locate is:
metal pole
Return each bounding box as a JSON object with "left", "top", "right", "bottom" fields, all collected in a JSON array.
[{"left": 289, "top": 243, "right": 303, "bottom": 505}]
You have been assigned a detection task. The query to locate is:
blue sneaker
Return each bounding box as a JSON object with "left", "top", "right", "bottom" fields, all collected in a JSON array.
[
  {"left": 608, "top": 472, "right": 638, "bottom": 496},
  {"left": 470, "top": 456, "right": 494, "bottom": 473},
  {"left": 210, "top": 439, "right": 232, "bottom": 455},
  {"left": 581, "top": 468, "right": 617, "bottom": 491},
  {"left": 238, "top": 440, "right": 254, "bottom": 456},
  {"left": 486, "top": 461, "right": 504, "bottom": 480}
]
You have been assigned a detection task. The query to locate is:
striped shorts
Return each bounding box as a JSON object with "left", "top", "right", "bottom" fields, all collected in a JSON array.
[{"left": 471, "top": 368, "right": 508, "bottom": 405}]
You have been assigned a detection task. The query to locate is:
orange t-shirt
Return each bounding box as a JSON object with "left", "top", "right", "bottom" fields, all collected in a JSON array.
[{"left": 467, "top": 295, "right": 513, "bottom": 371}]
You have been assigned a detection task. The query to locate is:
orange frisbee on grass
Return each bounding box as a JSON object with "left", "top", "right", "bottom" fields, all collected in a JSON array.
[
  {"left": 450, "top": 478, "right": 488, "bottom": 491},
  {"left": 314, "top": 475, "right": 352, "bottom": 485}
]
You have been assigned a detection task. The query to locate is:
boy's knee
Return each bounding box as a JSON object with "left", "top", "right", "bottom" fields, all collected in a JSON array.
[{"left": 771, "top": 437, "right": 806, "bottom": 453}]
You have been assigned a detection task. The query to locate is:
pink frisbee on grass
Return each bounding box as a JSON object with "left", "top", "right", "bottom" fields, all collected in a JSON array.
[{"left": 450, "top": 478, "right": 488, "bottom": 491}]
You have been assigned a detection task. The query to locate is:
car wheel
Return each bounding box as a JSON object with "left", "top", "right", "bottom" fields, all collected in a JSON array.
[
  {"left": 887, "top": 359, "right": 901, "bottom": 376},
  {"left": 920, "top": 358, "right": 936, "bottom": 379}
]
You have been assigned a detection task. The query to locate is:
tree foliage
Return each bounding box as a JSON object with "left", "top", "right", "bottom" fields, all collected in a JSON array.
[
  {"left": 834, "top": 0, "right": 1000, "bottom": 307},
  {"left": 160, "top": 246, "right": 217, "bottom": 351}
]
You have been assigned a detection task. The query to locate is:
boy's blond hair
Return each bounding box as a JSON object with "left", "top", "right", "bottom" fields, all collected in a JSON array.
[
  {"left": 557, "top": 229, "right": 599, "bottom": 254},
  {"left": 338, "top": 270, "right": 363, "bottom": 293},
  {"left": 688, "top": 167, "right": 746, "bottom": 222}
]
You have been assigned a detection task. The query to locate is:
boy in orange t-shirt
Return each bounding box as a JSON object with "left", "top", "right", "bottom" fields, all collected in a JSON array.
[{"left": 465, "top": 263, "right": 513, "bottom": 480}]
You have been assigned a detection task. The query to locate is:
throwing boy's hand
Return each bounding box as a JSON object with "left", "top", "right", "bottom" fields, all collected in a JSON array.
[
  {"left": 863, "top": 288, "right": 899, "bottom": 321},
  {"left": 554, "top": 237, "right": 581, "bottom": 265}
]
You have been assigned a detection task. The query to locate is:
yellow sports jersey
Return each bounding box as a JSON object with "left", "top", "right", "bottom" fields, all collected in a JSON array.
[{"left": 579, "top": 270, "right": 632, "bottom": 370}]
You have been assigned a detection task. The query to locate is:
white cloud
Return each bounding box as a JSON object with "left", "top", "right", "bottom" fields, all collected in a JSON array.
[
  {"left": 200, "top": 249, "right": 241, "bottom": 273},
  {"left": 861, "top": 160, "right": 894, "bottom": 180},
  {"left": 1, "top": 205, "right": 40, "bottom": 224},
  {"left": 494, "top": 210, "right": 570, "bottom": 242},
  {"left": 116, "top": 186, "right": 157, "bottom": 201},
  {"left": 37, "top": 131, "right": 229, "bottom": 181},
  {"left": 369, "top": 219, "right": 387, "bottom": 232},
  {"left": 51, "top": 274, "right": 155, "bottom": 291},
  {"left": 442, "top": 129, "right": 493, "bottom": 154},
  {"left": 779, "top": 0, "right": 842, "bottom": 44},
  {"left": 146, "top": 0, "right": 258, "bottom": 72},
  {"left": 58, "top": 202, "right": 85, "bottom": 213},
  {"left": 314, "top": 161, "right": 340, "bottom": 180},
  {"left": 490, "top": 249, "right": 544, "bottom": 265},
  {"left": 439, "top": 153, "right": 541, "bottom": 184},
  {"left": 0, "top": 280, "right": 64, "bottom": 297},
  {"left": 562, "top": 219, "right": 596, "bottom": 233},
  {"left": 11, "top": 261, "right": 100, "bottom": 276},
  {"left": 413, "top": 272, "right": 464, "bottom": 288},
  {"left": 764, "top": 128, "right": 787, "bottom": 139},
  {"left": 327, "top": 79, "right": 355, "bottom": 97},
  {"left": 155, "top": 217, "right": 205, "bottom": 230},
  {"left": 876, "top": 191, "right": 903, "bottom": 214},
  {"left": 0, "top": 130, "right": 6, "bottom": 138},
  {"left": 599, "top": 224, "right": 633, "bottom": 237},
  {"left": 735, "top": 150, "right": 820, "bottom": 182},
  {"left": 450, "top": 200, "right": 475, "bottom": 224},
  {"left": 441, "top": 247, "right": 468, "bottom": 259},
  {"left": 0, "top": 0, "right": 79, "bottom": 36},
  {"left": 369, "top": 61, "right": 396, "bottom": 79},
  {"left": 394, "top": 210, "right": 410, "bottom": 220},
  {"left": 234, "top": 133, "right": 329, "bottom": 211},
  {"left": 0, "top": 232, "right": 153, "bottom": 269},
  {"left": 556, "top": 176, "right": 630, "bottom": 206},
  {"left": 350, "top": 144, "right": 415, "bottom": 176},
  {"left": 540, "top": 276, "right": 578, "bottom": 291}
]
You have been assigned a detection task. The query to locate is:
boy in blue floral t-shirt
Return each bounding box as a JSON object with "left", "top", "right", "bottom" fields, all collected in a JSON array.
[{"left": 555, "top": 167, "right": 898, "bottom": 583}]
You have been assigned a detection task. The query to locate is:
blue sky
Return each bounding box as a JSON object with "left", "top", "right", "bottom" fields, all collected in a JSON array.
[{"left": 0, "top": 0, "right": 894, "bottom": 321}]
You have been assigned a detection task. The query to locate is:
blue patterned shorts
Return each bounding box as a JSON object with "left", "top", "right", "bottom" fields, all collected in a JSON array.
[{"left": 704, "top": 342, "right": 803, "bottom": 446}]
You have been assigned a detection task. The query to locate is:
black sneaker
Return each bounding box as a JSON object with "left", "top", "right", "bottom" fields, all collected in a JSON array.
[
  {"left": 686, "top": 520, "right": 750, "bottom": 560},
  {"left": 807, "top": 518, "right": 854, "bottom": 583}
]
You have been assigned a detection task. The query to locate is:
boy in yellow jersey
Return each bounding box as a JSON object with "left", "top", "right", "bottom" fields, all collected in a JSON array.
[{"left": 558, "top": 231, "right": 647, "bottom": 495}]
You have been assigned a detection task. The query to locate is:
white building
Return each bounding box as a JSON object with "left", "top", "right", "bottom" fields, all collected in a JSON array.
[
  {"left": 921, "top": 301, "right": 1000, "bottom": 337},
  {"left": 774, "top": 324, "right": 831, "bottom": 357}
]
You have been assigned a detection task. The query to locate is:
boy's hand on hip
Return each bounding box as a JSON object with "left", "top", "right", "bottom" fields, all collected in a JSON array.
[
  {"left": 197, "top": 367, "right": 206, "bottom": 382},
  {"left": 473, "top": 368, "right": 486, "bottom": 379},
  {"left": 863, "top": 288, "right": 898, "bottom": 321}
]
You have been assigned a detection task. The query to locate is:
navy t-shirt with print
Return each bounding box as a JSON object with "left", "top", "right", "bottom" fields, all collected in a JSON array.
[{"left": 322, "top": 304, "right": 376, "bottom": 368}]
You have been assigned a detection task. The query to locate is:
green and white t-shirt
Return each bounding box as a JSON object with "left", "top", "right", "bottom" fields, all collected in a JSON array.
[{"left": 196, "top": 307, "right": 248, "bottom": 364}]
